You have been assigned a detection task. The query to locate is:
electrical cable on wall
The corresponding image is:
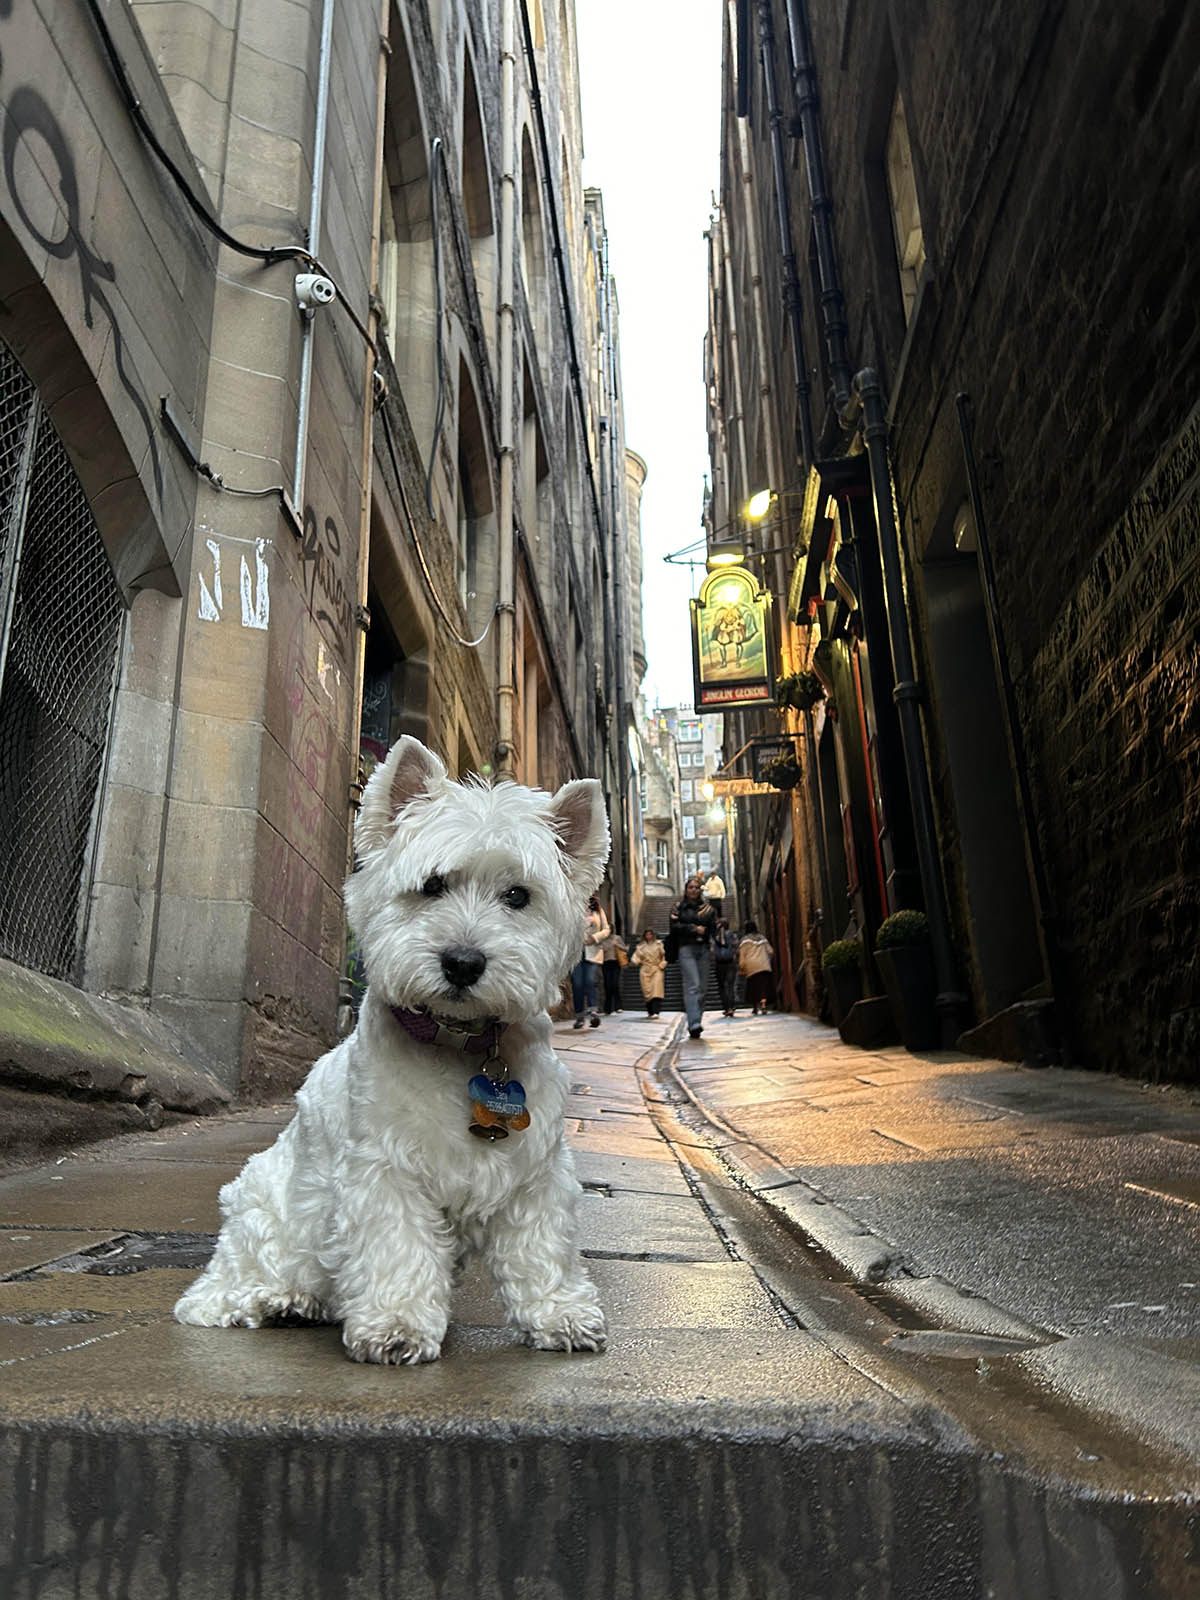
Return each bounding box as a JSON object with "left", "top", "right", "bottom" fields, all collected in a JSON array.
[
  {"left": 159, "top": 398, "right": 302, "bottom": 536},
  {"left": 81, "top": 0, "right": 377, "bottom": 359}
]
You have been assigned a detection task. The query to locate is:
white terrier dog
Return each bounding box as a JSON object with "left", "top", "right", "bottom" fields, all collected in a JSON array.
[{"left": 174, "top": 736, "right": 610, "bottom": 1364}]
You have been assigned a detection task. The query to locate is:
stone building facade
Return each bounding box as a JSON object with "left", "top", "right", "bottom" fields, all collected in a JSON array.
[
  {"left": 635, "top": 704, "right": 684, "bottom": 935},
  {"left": 708, "top": 0, "right": 1199, "bottom": 1079},
  {"left": 0, "top": 0, "right": 643, "bottom": 1097}
]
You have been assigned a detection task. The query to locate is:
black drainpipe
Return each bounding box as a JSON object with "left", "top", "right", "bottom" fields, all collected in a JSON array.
[
  {"left": 955, "top": 392, "right": 1058, "bottom": 996},
  {"left": 757, "top": 0, "right": 815, "bottom": 466},
  {"left": 783, "top": 0, "right": 852, "bottom": 412},
  {"left": 854, "top": 369, "right": 967, "bottom": 1043},
  {"left": 802, "top": 704, "right": 832, "bottom": 936}
]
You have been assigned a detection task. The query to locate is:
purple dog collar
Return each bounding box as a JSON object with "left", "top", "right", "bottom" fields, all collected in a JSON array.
[{"left": 391, "top": 1007, "right": 505, "bottom": 1056}]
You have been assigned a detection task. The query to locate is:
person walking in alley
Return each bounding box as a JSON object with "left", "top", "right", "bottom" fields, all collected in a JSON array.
[
  {"left": 599, "top": 925, "right": 626, "bottom": 1014},
  {"left": 738, "top": 920, "right": 775, "bottom": 1015},
  {"left": 712, "top": 917, "right": 740, "bottom": 1016},
  {"left": 631, "top": 927, "right": 667, "bottom": 1017},
  {"left": 670, "top": 874, "right": 715, "bottom": 1039},
  {"left": 572, "top": 894, "right": 610, "bottom": 1028}
]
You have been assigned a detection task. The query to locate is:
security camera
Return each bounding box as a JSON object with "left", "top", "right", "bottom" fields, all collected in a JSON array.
[{"left": 295, "top": 273, "right": 337, "bottom": 313}]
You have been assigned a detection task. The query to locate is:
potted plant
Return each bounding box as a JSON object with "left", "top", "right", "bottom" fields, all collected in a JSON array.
[
  {"left": 775, "top": 669, "right": 826, "bottom": 714},
  {"left": 760, "top": 753, "right": 804, "bottom": 790},
  {"left": 874, "top": 910, "right": 939, "bottom": 1050},
  {"left": 820, "top": 938, "right": 863, "bottom": 1027}
]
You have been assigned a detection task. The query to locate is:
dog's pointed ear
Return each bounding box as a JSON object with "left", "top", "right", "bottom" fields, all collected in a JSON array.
[
  {"left": 547, "top": 778, "right": 610, "bottom": 890},
  {"left": 355, "top": 737, "right": 447, "bottom": 857}
]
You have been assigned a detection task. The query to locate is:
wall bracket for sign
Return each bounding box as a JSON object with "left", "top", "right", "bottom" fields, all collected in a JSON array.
[{"left": 689, "top": 565, "right": 775, "bottom": 713}]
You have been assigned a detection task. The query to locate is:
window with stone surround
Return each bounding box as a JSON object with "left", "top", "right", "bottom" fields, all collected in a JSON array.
[
  {"left": 885, "top": 90, "right": 926, "bottom": 323},
  {"left": 454, "top": 358, "right": 496, "bottom": 641}
]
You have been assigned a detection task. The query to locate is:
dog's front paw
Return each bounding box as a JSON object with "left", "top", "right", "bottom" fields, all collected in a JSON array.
[
  {"left": 524, "top": 1302, "right": 607, "bottom": 1354},
  {"left": 342, "top": 1326, "right": 443, "bottom": 1365}
]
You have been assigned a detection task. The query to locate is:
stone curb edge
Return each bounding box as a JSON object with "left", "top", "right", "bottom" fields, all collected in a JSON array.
[{"left": 648, "top": 1020, "right": 1046, "bottom": 1344}]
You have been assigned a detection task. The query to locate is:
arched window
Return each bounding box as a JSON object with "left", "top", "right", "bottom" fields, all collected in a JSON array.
[
  {"left": 520, "top": 128, "right": 548, "bottom": 358},
  {"left": 454, "top": 358, "right": 497, "bottom": 642},
  {"left": 380, "top": 22, "right": 437, "bottom": 457},
  {"left": 563, "top": 397, "right": 583, "bottom": 570},
  {"left": 521, "top": 357, "right": 552, "bottom": 606},
  {"left": 560, "top": 140, "right": 575, "bottom": 262},
  {"left": 461, "top": 44, "right": 497, "bottom": 367}
]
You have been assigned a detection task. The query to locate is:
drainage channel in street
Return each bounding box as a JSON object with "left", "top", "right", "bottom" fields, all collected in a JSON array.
[
  {"left": 637, "top": 1023, "right": 1062, "bottom": 1363},
  {"left": 634, "top": 1025, "right": 1200, "bottom": 1504}
]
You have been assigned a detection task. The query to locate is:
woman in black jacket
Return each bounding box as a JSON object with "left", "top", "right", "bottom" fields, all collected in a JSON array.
[{"left": 669, "top": 875, "right": 715, "bottom": 1038}]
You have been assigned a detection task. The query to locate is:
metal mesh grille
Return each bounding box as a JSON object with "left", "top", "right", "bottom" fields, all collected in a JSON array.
[{"left": 0, "top": 340, "right": 125, "bottom": 980}]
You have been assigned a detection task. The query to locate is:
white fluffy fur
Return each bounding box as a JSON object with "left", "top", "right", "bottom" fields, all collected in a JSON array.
[{"left": 174, "top": 737, "right": 610, "bottom": 1364}]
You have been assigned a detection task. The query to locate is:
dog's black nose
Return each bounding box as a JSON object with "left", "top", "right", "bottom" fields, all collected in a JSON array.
[{"left": 441, "top": 946, "right": 487, "bottom": 989}]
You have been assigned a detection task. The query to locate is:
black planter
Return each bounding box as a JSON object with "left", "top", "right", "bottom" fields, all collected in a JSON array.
[
  {"left": 823, "top": 963, "right": 863, "bottom": 1028},
  {"left": 876, "top": 942, "right": 939, "bottom": 1051}
]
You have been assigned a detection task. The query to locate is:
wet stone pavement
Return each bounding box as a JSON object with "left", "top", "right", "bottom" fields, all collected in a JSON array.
[{"left": 0, "top": 1010, "right": 1197, "bottom": 1599}]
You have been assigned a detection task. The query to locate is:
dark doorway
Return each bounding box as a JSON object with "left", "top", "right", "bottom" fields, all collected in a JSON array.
[{"left": 924, "top": 553, "right": 1044, "bottom": 1013}]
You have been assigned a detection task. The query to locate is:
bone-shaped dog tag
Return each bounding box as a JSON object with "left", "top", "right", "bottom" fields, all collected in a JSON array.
[{"left": 467, "top": 1073, "right": 531, "bottom": 1138}]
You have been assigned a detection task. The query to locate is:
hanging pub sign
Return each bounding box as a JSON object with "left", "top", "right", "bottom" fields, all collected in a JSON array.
[
  {"left": 752, "top": 740, "right": 793, "bottom": 783},
  {"left": 689, "top": 566, "right": 774, "bottom": 713}
]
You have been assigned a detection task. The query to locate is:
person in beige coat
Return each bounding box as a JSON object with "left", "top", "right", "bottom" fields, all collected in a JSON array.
[
  {"left": 737, "top": 920, "right": 775, "bottom": 1015},
  {"left": 631, "top": 928, "right": 667, "bottom": 1017}
]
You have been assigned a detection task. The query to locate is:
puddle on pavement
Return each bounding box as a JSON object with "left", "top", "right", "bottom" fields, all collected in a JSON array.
[
  {"left": 885, "top": 1329, "right": 1046, "bottom": 1359},
  {"left": 6, "top": 1232, "right": 216, "bottom": 1279}
]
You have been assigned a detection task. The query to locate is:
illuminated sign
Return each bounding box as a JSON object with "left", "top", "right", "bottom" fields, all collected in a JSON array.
[
  {"left": 709, "top": 777, "right": 775, "bottom": 797},
  {"left": 688, "top": 566, "right": 774, "bottom": 712}
]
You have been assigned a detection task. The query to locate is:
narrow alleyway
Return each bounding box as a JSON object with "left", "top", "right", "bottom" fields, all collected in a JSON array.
[{"left": 1, "top": 1014, "right": 1196, "bottom": 1597}]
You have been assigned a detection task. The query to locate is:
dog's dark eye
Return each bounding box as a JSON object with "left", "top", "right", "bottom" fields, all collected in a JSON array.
[
  {"left": 501, "top": 885, "right": 530, "bottom": 910},
  {"left": 422, "top": 874, "right": 447, "bottom": 898}
]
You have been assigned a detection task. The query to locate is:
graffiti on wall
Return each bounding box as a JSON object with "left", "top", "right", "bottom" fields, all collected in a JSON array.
[
  {"left": 196, "top": 535, "right": 270, "bottom": 628},
  {"left": 300, "top": 505, "right": 352, "bottom": 660},
  {"left": 0, "top": 47, "right": 163, "bottom": 499}
]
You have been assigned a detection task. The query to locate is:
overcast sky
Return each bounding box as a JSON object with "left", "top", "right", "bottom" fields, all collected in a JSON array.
[{"left": 575, "top": 2, "right": 724, "bottom": 712}]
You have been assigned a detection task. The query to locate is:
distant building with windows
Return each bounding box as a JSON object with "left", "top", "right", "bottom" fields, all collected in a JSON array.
[
  {"left": 633, "top": 705, "right": 729, "bottom": 931},
  {"left": 635, "top": 703, "right": 684, "bottom": 934}
]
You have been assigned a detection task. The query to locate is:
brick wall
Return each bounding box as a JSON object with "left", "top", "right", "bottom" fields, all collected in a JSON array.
[{"left": 801, "top": 0, "right": 1200, "bottom": 1077}]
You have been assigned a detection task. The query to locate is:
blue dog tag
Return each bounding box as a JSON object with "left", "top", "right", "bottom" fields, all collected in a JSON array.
[{"left": 468, "top": 1074, "right": 527, "bottom": 1117}]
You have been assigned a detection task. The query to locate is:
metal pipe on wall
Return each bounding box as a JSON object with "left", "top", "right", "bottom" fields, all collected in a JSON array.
[
  {"left": 783, "top": 0, "right": 852, "bottom": 412},
  {"left": 757, "top": 0, "right": 814, "bottom": 468},
  {"left": 855, "top": 368, "right": 966, "bottom": 1042},
  {"left": 495, "top": 0, "right": 517, "bottom": 779},
  {"left": 344, "top": 0, "right": 390, "bottom": 835},
  {"left": 293, "top": 0, "right": 336, "bottom": 511},
  {"left": 955, "top": 391, "right": 1057, "bottom": 994},
  {"left": 718, "top": 203, "right": 751, "bottom": 503},
  {"left": 601, "top": 244, "right": 631, "bottom": 936}
]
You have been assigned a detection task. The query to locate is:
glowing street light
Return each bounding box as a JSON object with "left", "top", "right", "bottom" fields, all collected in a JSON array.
[
  {"left": 745, "top": 489, "right": 774, "bottom": 520},
  {"left": 705, "top": 537, "right": 745, "bottom": 569}
]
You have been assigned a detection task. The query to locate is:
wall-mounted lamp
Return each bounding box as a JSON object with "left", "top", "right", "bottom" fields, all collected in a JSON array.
[
  {"left": 705, "top": 537, "right": 746, "bottom": 570},
  {"left": 746, "top": 484, "right": 809, "bottom": 522},
  {"left": 700, "top": 779, "right": 716, "bottom": 801}
]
